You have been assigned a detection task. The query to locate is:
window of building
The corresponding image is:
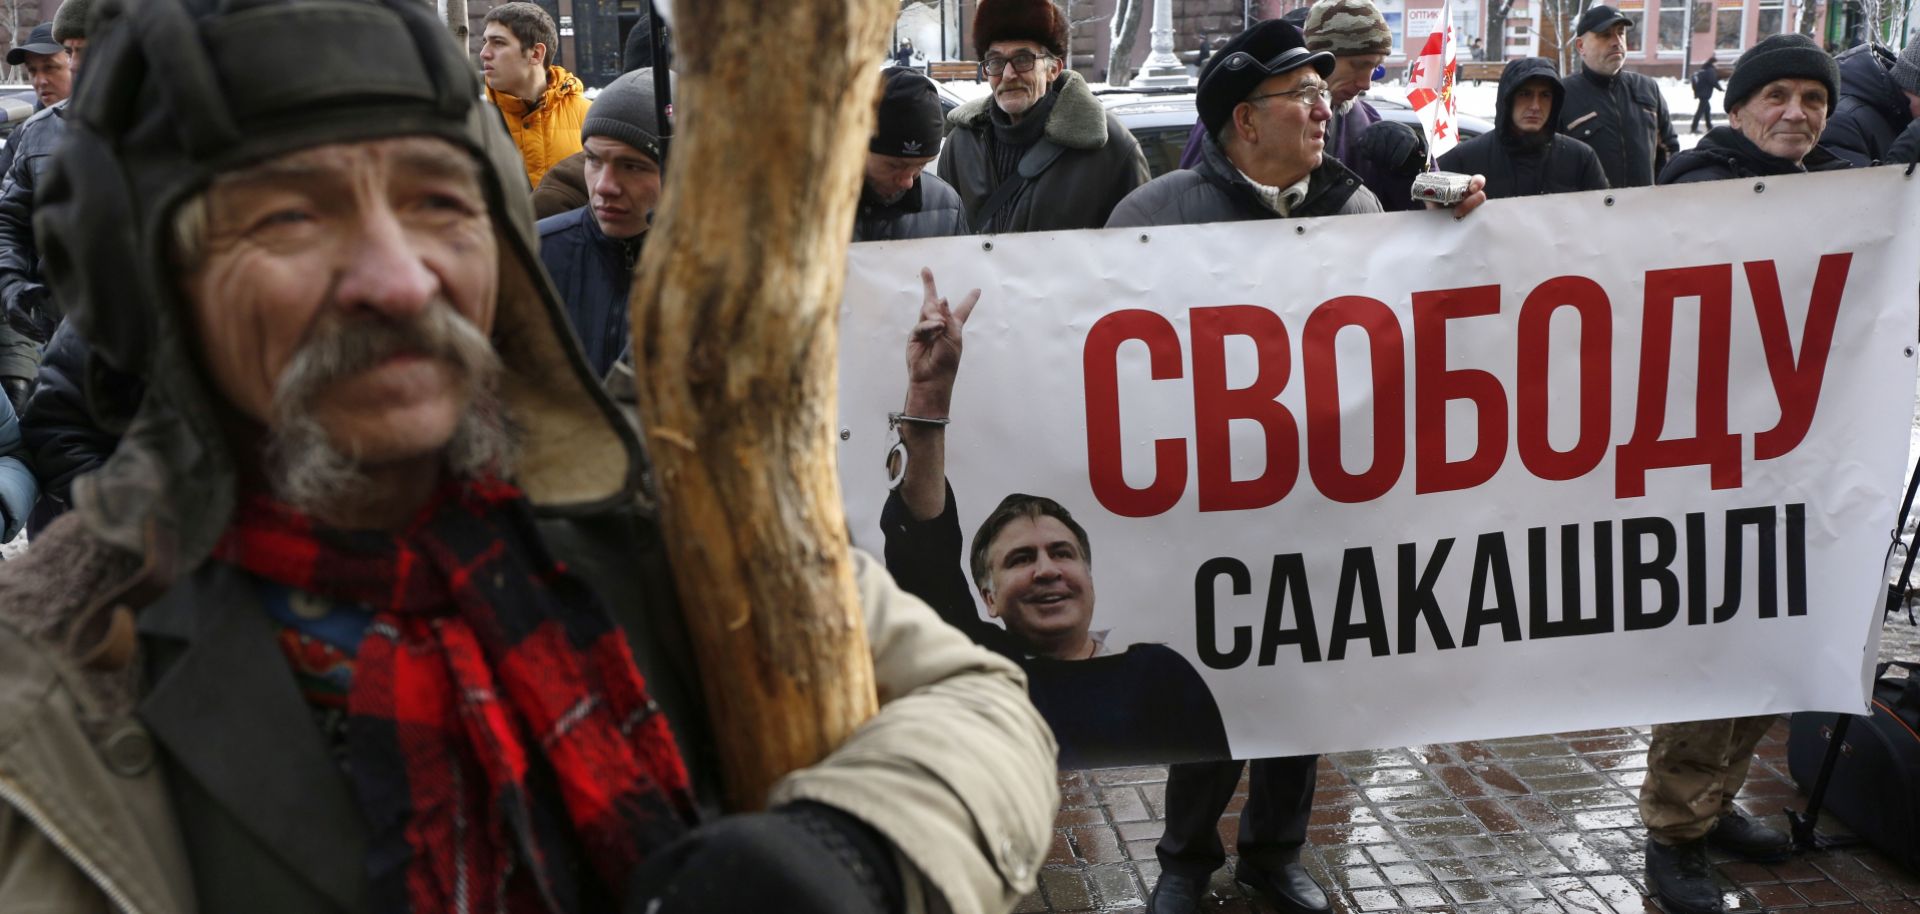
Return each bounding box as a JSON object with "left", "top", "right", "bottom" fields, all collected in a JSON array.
[
  {"left": 1658, "top": 6, "right": 1687, "bottom": 49},
  {"left": 1715, "top": 3, "right": 1744, "bottom": 48},
  {"left": 1620, "top": 6, "right": 1646, "bottom": 50},
  {"left": 1755, "top": 0, "right": 1786, "bottom": 36}
]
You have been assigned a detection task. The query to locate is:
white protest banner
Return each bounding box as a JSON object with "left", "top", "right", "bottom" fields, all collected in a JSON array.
[{"left": 836, "top": 168, "right": 1920, "bottom": 767}]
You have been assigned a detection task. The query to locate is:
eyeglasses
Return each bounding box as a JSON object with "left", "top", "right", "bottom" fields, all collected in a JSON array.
[
  {"left": 1245, "top": 83, "right": 1332, "bottom": 110},
  {"left": 981, "top": 51, "right": 1053, "bottom": 77}
]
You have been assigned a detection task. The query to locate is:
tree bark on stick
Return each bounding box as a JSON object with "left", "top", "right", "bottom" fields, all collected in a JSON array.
[
  {"left": 627, "top": 0, "right": 890, "bottom": 812},
  {"left": 443, "top": 0, "right": 468, "bottom": 54}
]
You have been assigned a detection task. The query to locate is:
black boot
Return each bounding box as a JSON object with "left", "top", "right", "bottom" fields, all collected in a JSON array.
[
  {"left": 1646, "top": 838, "right": 1724, "bottom": 914},
  {"left": 1147, "top": 871, "right": 1208, "bottom": 914},
  {"left": 1236, "top": 859, "right": 1331, "bottom": 914},
  {"left": 1707, "top": 809, "right": 1791, "bottom": 862}
]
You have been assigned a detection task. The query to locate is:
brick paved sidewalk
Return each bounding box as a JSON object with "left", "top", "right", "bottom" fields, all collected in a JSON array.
[{"left": 1022, "top": 615, "right": 1920, "bottom": 913}]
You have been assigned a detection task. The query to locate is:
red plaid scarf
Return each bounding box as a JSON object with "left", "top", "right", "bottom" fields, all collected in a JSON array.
[{"left": 214, "top": 478, "right": 696, "bottom": 913}]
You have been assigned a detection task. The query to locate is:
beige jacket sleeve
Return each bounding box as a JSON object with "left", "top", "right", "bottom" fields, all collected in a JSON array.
[{"left": 769, "top": 550, "right": 1059, "bottom": 914}]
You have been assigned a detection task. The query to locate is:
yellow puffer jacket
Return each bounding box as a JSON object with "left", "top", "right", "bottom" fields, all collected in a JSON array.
[{"left": 487, "top": 65, "right": 589, "bottom": 189}]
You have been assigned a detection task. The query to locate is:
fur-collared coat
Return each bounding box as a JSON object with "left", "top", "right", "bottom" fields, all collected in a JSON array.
[{"left": 936, "top": 70, "right": 1149, "bottom": 233}]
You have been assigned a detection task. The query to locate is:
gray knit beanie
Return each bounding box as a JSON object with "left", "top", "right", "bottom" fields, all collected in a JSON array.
[
  {"left": 1894, "top": 41, "right": 1920, "bottom": 96},
  {"left": 1724, "top": 33, "right": 1839, "bottom": 113},
  {"left": 582, "top": 68, "right": 666, "bottom": 164},
  {"left": 52, "top": 0, "right": 93, "bottom": 43},
  {"left": 1303, "top": 0, "right": 1392, "bottom": 56}
]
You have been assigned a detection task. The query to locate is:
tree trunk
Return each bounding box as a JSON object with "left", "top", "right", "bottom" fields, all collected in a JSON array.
[
  {"left": 444, "top": 0, "right": 469, "bottom": 51},
  {"left": 627, "top": 0, "right": 888, "bottom": 812},
  {"left": 1485, "top": 0, "right": 1514, "bottom": 59},
  {"left": 1109, "top": 0, "right": 1142, "bottom": 86}
]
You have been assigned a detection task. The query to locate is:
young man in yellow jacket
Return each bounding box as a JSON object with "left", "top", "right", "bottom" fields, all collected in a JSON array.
[{"left": 480, "top": 1, "right": 589, "bottom": 188}]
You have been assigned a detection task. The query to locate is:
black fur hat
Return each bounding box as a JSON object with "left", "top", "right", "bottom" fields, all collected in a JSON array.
[{"left": 972, "top": 0, "right": 1068, "bottom": 60}]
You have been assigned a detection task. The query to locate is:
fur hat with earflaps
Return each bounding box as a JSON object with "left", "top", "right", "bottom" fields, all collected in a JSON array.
[{"left": 972, "top": 0, "right": 1068, "bottom": 60}]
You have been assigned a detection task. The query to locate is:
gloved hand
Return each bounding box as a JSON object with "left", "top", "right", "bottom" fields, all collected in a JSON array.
[
  {"left": 1355, "top": 120, "right": 1427, "bottom": 178},
  {"left": 1, "top": 377, "right": 30, "bottom": 416},
  {"left": 9, "top": 286, "right": 58, "bottom": 343},
  {"left": 625, "top": 802, "right": 903, "bottom": 914}
]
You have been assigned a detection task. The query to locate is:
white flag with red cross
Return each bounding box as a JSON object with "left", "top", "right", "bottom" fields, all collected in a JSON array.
[{"left": 1406, "top": 0, "right": 1460, "bottom": 160}]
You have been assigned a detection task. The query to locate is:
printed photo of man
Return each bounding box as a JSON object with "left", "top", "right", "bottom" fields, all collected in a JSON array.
[{"left": 880, "top": 269, "right": 1229, "bottom": 768}]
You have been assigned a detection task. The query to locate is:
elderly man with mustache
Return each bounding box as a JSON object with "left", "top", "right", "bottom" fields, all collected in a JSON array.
[{"left": 0, "top": 0, "right": 1059, "bottom": 912}]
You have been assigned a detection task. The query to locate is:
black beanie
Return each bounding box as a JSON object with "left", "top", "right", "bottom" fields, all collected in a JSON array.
[
  {"left": 582, "top": 68, "right": 666, "bottom": 163},
  {"left": 871, "top": 68, "right": 943, "bottom": 158},
  {"left": 1724, "top": 33, "right": 1838, "bottom": 113}
]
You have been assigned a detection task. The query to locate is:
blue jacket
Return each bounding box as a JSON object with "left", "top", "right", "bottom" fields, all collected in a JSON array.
[
  {"left": 537, "top": 207, "right": 642, "bottom": 378},
  {"left": 0, "top": 383, "right": 37, "bottom": 541}
]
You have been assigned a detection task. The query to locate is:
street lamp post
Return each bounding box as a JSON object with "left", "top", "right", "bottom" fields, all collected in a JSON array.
[{"left": 1136, "top": 0, "right": 1191, "bottom": 85}]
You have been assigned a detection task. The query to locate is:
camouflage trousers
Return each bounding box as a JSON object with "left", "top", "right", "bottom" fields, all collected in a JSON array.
[{"left": 1638, "top": 715, "right": 1776, "bottom": 844}]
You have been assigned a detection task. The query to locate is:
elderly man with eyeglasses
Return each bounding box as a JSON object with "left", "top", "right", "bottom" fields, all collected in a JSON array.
[
  {"left": 1106, "top": 20, "right": 1482, "bottom": 914},
  {"left": 934, "top": 0, "right": 1148, "bottom": 233}
]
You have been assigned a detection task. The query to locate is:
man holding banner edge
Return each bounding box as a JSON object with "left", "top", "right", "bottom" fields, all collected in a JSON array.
[
  {"left": 1102, "top": 18, "right": 1477, "bottom": 914},
  {"left": 1639, "top": 33, "right": 1846, "bottom": 914}
]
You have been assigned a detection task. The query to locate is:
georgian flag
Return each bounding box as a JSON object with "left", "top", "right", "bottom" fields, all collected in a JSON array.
[{"left": 1406, "top": 0, "right": 1460, "bottom": 160}]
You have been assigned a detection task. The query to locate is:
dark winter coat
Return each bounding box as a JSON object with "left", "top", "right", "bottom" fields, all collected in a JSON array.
[
  {"left": 1692, "top": 62, "right": 1722, "bottom": 100},
  {"left": 537, "top": 207, "right": 642, "bottom": 378},
  {"left": 1819, "top": 44, "right": 1914, "bottom": 167},
  {"left": 0, "top": 101, "right": 67, "bottom": 344},
  {"left": 1105, "top": 129, "right": 1382, "bottom": 228},
  {"left": 1326, "top": 97, "right": 1386, "bottom": 194},
  {"left": 852, "top": 171, "right": 971, "bottom": 242},
  {"left": 1437, "top": 58, "right": 1609, "bottom": 199},
  {"left": 1889, "top": 118, "right": 1920, "bottom": 164},
  {"left": 1658, "top": 125, "right": 1850, "bottom": 184},
  {"left": 1558, "top": 65, "right": 1679, "bottom": 188},
  {"left": 19, "top": 322, "right": 134, "bottom": 522},
  {"left": 1176, "top": 97, "right": 1394, "bottom": 206},
  {"left": 936, "top": 70, "right": 1150, "bottom": 233}
]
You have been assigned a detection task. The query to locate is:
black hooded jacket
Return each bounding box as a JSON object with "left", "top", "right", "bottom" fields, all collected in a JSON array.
[
  {"left": 1819, "top": 44, "right": 1914, "bottom": 166},
  {"left": 1438, "top": 58, "right": 1609, "bottom": 199},
  {"left": 1557, "top": 64, "right": 1678, "bottom": 188},
  {"left": 1658, "top": 125, "right": 1849, "bottom": 183}
]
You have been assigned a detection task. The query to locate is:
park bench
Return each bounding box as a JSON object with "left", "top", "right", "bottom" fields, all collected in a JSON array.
[{"left": 927, "top": 60, "right": 980, "bottom": 81}]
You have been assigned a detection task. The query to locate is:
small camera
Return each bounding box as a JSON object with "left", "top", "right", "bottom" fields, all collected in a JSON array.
[{"left": 1411, "top": 171, "right": 1473, "bottom": 206}]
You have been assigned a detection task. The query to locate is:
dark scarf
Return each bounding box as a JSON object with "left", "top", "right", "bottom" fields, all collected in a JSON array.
[
  {"left": 214, "top": 478, "right": 697, "bottom": 913},
  {"left": 987, "top": 82, "right": 1060, "bottom": 184}
]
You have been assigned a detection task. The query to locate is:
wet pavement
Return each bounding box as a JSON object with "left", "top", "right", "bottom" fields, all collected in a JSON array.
[{"left": 1023, "top": 613, "right": 1920, "bottom": 914}]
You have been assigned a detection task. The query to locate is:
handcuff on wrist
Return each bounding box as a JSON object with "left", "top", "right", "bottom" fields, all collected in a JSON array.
[{"left": 884, "top": 412, "right": 949, "bottom": 490}]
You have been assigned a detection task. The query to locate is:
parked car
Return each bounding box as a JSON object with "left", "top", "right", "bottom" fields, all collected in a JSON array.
[
  {"left": 0, "top": 87, "right": 36, "bottom": 144},
  {"left": 1096, "top": 86, "right": 1493, "bottom": 179}
]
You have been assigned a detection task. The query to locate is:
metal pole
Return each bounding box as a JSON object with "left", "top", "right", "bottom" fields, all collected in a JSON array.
[
  {"left": 940, "top": 0, "right": 949, "bottom": 59},
  {"left": 1136, "top": 0, "right": 1188, "bottom": 84},
  {"left": 649, "top": 1, "right": 672, "bottom": 147}
]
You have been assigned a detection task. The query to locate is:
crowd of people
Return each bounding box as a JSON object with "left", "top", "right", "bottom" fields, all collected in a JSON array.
[{"left": 0, "top": 0, "right": 1907, "bottom": 911}]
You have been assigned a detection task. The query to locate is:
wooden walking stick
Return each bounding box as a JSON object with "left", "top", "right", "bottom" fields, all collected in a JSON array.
[{"left": 627, "top": 0, "right": 892, "bottom": 811}]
